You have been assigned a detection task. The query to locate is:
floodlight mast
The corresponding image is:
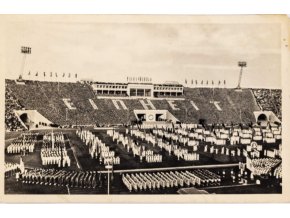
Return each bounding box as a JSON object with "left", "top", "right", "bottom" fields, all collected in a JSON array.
[
  {"left": 19, "top": 46, "right": 31, "bottom": 80},
  {"left": 236, "top": 61, "right": 247, "bottom": 89}
]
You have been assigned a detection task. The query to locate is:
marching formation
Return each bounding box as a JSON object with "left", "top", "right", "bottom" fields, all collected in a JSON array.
[
  {"left": 19, "top": 168, "right": 98, "bottom": 189},
  {"left": 131, "top": 128, "right": 201, "bottom": 161},
  {"left": 5, "top": 162, "right": 21, "bottom": 178},
  {"left": 5, "top": 123, "right": 282, "bottom": 195},
  {"left": 274, "top": 164, "right": 282, "bottom": 179},
  {"left": 41, "top": 147, "right": 71, "bottom": 167},
  {"left": 122, "top": 169, "right": 221, "bottom": 192},
  {"left": 41, "top": 132, "right": 71, "bottom": 167},
  {"left": 77, "top": 129, "right": 121, "bottom": 165},
  {"left": 107, "top": 129, "right": 163, "bottom": 163},
  {"left": 247, "top": 158, "right": 281, "bottom": 176},
  {"left": 6, "top": 133, "right": 37, "bottom": 154}
]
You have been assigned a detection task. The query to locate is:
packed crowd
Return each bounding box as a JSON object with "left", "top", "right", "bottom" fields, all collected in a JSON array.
[
  {"left": 19, "top": 168, "right": 98, "bottom": 188},
  {"left": 252, "top": 89, "right": 282, "bottom": 120},
  {"left": 5, "top": 87, "right": 26, "bottom": 131},
  {"left": 6, "top": 133, "right": 38, "bottom": 154},
  {"left": 6, "top": 79, "right": 265, "bottom": 128},
  {"left": 76, "top": 129, "right": 121, "bottom": 165},
  {"left": 122, "top": 169, "right": 221, "bottom": 192}
]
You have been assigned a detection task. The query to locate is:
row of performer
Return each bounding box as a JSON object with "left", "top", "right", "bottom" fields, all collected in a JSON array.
[
  {"left": 145, "top": 154, "right": 162, "bottom": 163},
  {"left": 274, "top": 164, "right": 282, "bottom": 179},
  {"left": 40, "top": 148, "right": 71, "bottom": 167},
  {"left": 122, "top": 169, "right": 221, "bottom": 192},
  {"left": 43, "top": 132, "right": 65, "bottom": 143},
  {"left": 204, "top": 145, "right": 242, "bottom": 157},
  {"left": 77, "top": 129, "right": 120, "bottom": 165},
  {"left": 152, "top": 125, "right": 281, "bottom": 146},
  {"left": 109, "top": 129, "right": 200, "bottom": 162},
  {"left": 247, "top": 158, "right": 281, "bottom": 176},
  {"left": 6, "top": 133, "right": 38, "bottom": 154},
  {"left": 108, "top": 130, "right": 162, "bottom": 162},
  {"left": 129, "top": 129, "right": 200, "bottom": 161},
  {"left": 6, "top": 143, "right": 35, "bottom": 154},
  {"left": 5, "top": 162, "right": 21, "bottom": 177},
  {"left": 18, "top": 169, "right": 98, "bottom": 188},
  {"left": 6, "top": 133, "right": 37, "bottom": 154}
]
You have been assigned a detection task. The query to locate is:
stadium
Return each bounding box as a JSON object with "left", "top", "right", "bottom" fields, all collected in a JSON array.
[
  {"left": 5, "top": 65, "right": 282, "bottom": 194},
  {"left": 4, "top": 20, "right": 283, "bottom": 195}
]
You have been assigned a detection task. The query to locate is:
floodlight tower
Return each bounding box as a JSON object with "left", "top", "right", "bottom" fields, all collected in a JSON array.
[
  {"left": 19, "top": 46, "right": 31, "bottom": 80},
  {"left": 236, "top": 61, "right": 247, "bottom": 89}
]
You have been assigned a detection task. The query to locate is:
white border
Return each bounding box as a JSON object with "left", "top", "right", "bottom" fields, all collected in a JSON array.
[{"left": 0, "top": 0, "right": 289, "bottom": 14}]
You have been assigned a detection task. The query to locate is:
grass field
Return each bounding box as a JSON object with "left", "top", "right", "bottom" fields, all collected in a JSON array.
[{"left": 4, "top": 128, "right": 282, "bottom": 194}]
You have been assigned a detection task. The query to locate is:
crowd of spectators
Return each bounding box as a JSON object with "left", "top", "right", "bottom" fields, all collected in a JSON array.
[
  {"left": 5, "top": 87, "right": 26, "bottom": 131},
  {"left": 6, "top": 79, "right": 281, "bottom": 129},
  {"left": 252, "top": 89, "right": 282, "bottom": 120}
]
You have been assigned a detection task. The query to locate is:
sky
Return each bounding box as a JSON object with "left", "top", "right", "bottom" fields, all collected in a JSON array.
[{"left": 5, "top": 19, "right": 282, "bottom": 88}]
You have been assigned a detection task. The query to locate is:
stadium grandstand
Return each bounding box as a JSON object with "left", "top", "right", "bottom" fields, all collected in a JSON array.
[{"left": 5, "top": 77, "right": 281, "bottom": 129}]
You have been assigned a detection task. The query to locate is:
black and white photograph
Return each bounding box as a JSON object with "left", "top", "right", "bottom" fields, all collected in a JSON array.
[{"left": 1, "top": 14, "right": 289, "bottom": 202}]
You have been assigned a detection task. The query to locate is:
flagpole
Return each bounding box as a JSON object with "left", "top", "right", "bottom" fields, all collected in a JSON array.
[{"left": 19, "top": 53, "right": 26, "bottom": 79}]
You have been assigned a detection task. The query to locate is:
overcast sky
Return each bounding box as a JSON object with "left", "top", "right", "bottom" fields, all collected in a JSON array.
[{"left": 5, "top": 20, "right": 282, "bottom": 88}]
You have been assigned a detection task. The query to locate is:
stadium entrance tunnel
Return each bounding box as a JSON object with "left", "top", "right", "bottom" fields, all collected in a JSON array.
[
  {"left": 257, "top": 114, "right": 268, "bottom": 122},
  {"left": 253, "top": 111, "right": 281, "bottom": 124},
  {"left": 19, "top": 113, "right": 29, "bottom": 123},
  {"left": 15, "top": 110, "right": 53, "bottom": 130}
]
